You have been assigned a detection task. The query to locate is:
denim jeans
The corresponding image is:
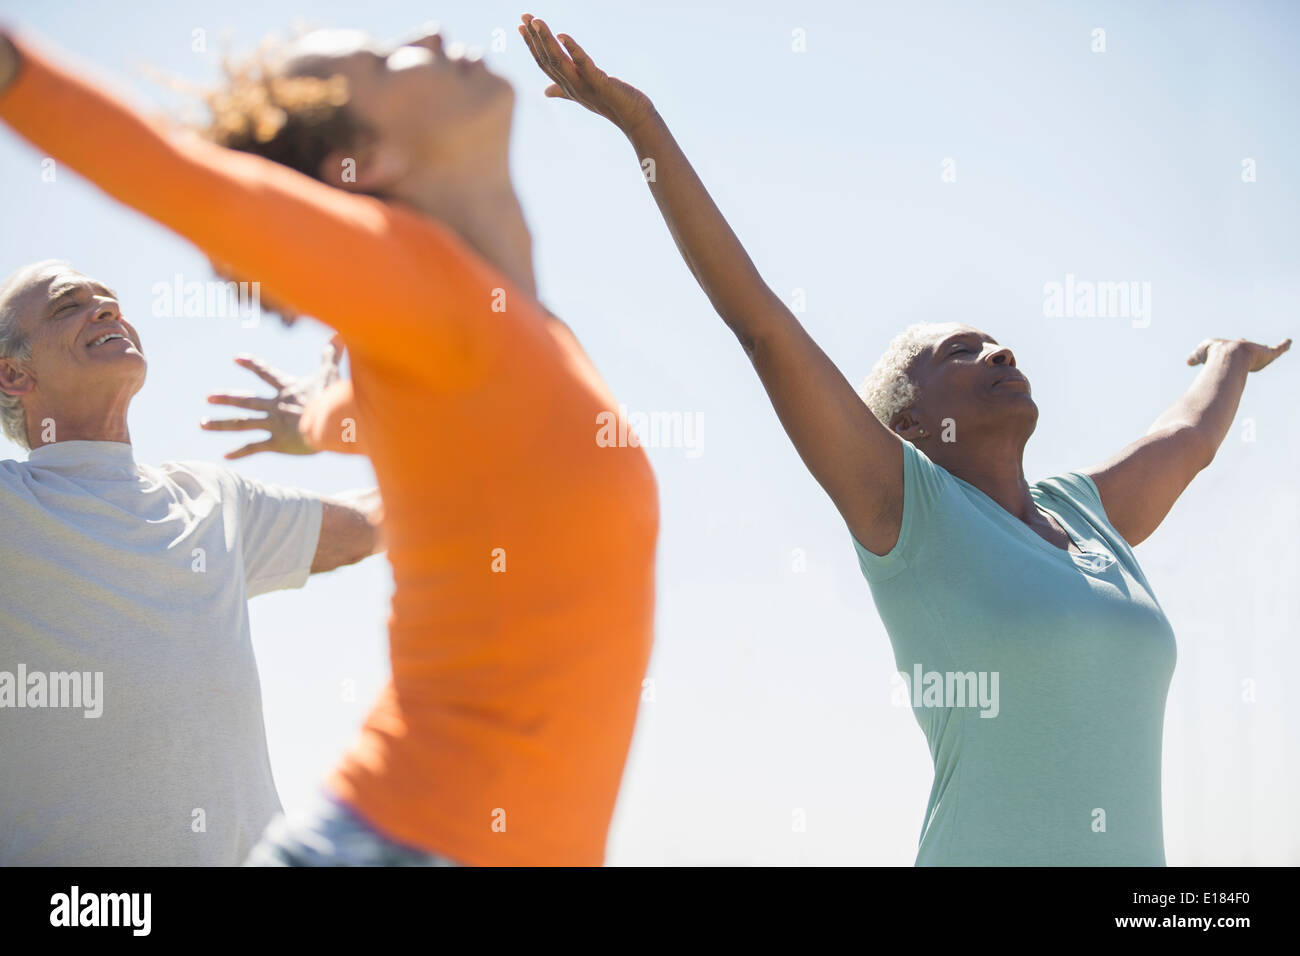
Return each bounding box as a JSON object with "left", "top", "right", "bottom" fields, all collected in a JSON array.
[{"left": 244, "top": 788, "right": 461, "bottom": 867}]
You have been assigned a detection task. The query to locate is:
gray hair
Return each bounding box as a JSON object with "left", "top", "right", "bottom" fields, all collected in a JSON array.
[
  {"left": 857, "top": 322, "right": 953, "bottom": 429},
  {"left": 0, "top": 260, "right": 71, "bottom": 451}
]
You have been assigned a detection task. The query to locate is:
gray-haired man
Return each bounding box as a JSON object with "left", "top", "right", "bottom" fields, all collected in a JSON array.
[{"left": 0, "top": 259, "right": 382, "bottom": 865}]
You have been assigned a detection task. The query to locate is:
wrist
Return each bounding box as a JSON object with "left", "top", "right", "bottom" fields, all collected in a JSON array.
[
  {"left": 295, "top": 422, "right": 319, "bottom": 454},
  {"left": 619, "top": 105, "right": 662, "bottom": 141},
  {"left": 1211, "top": 338, "right": 1252, "bottom": 366}
]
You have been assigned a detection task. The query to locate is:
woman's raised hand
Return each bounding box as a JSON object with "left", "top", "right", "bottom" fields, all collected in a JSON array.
[
  {"left": 1187, "top": 337, "right": 1292, "bottom": 373},
  {"left": 200, "top": 337, "right": 344, "bottom": 459},
  {"left": 518, "top": 14, "right": 655, "bottom": 134}
]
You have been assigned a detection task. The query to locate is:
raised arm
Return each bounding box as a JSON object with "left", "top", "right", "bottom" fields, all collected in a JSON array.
[
  {"left": 518, "top": 16, "right": 904, "bottom": 551},
  {"left": 1082, "top": 337, "right": 1291, "bottom": 547},
  {"left": 0, "top": 31, "right": 482, "bottom": 376}
]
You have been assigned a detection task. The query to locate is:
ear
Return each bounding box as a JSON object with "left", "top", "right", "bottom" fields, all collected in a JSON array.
[
  {"left": 317, "top": 142, "right": 409, "bottom": 194},
  {"left": 0, "top": 357, "right": 34, "bottom": 398},
  {"left": 891, "top": 410, "right": 927, "bottom": 442}
]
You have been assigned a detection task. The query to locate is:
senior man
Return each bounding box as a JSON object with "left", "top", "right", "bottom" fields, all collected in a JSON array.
[{"left": 0, "top": 259, "right": 382, "bottom": 865}]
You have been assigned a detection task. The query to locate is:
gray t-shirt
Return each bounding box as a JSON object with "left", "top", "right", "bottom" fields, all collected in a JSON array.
[{"left": 0, "top": 440, "right": 322, "bottom": 865}]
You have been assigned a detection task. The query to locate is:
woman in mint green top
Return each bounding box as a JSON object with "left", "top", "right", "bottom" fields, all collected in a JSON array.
[
  {"left": 515, "top": 15, "right": 1293, "bottom": 865},
  {"left": 855, "top": 441, "right": 1177, "bottom": 864}
]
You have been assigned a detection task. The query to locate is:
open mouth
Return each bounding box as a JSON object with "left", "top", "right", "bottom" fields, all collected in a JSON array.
[{"left": 87, "top": 331, "right": 129, "bottom": 349}]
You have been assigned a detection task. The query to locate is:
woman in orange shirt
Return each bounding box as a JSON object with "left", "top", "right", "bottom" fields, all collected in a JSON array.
[{"left": 0, "top": 24, "right": 658, "bottom": 866}]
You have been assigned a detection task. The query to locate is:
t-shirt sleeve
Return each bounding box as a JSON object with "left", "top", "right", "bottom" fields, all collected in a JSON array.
[
  {"left": 228, "top": 471, "right": 324, "bottom": 597},
  {"left": 850, "top": 439, "right": 950, "bottom": 583},
  {"left": 1036, "top": 471, "right": 1112, "bottom": 535}
]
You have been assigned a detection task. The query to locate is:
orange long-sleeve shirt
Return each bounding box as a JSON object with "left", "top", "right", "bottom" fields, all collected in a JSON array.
[{"left": 0, "top": 35, "right": 659, "bottom": 865}]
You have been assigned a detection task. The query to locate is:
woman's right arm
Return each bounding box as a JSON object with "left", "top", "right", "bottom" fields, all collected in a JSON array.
[
  {"left": 0, "top": 31, "right": 483, "bottom": 379},
  {"left": 519, "top": 17, "right": 903, "bottom": 551}
]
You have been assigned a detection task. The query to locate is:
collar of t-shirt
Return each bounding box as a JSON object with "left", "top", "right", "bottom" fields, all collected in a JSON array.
[{"left": 26, "top": 440, "right": 137, "bottom": 478}]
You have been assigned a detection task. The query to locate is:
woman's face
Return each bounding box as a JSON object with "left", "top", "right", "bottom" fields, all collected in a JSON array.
[
  {"left": 280, "top": 28, "right": 514, "bottom": 174},
  {"left": 898, "top": 323, "right": 1038, "bottom": 437}
]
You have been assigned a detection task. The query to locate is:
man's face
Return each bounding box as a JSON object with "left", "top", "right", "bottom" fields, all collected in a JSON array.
[{"left": 0, "top": 266, "right": 146, "bottom": 414}]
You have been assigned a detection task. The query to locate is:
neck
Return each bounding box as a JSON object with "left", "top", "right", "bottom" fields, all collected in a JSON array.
[
  {"left": 921, "top": 431, "right": 1039, "bottom": 523},
  {"left": 389, "top": 147, "right": 536, "bottom": 298},
  {"left": 28, "top": 397, "right": 132, "bottom": 449}
]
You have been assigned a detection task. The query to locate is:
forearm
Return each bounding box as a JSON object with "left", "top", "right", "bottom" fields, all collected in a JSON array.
[
  {"left": 623, "top": 110, "right": 788, "bottom": 350},
  {"left": 311, "top": 489, "right": 385, "bottom": 573},
  {"left": 1149, "top": 342, "right": 1252, "bottom": 465}
]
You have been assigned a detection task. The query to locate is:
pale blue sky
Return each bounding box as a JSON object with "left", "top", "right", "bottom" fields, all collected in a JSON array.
[{"left": 1, "top": 0, "right": 1296, "bottom": 864}]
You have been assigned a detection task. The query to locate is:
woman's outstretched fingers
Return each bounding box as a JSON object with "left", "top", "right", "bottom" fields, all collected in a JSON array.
[
  {"left": 200, "top": 416, "right": 265, "bottom": 432},
  {"left": 517, "top": 14, "right": 655, "bottom": 129},
  {"left": 206, "top": 393, "right": 275, "bottom": 412},
  {"left": 519, "top": 19, "right": 554, "bottom": 75},
  {"left": 521, "top": 19, "right": 569, "bottom": 91},
  {"left": 559, "top": 33, "right": 596, "bottom": 75},
  {"left": 526, "top": 18, "right": 558, "bottom": 72},
  {"left": 234, "top": 355, "right": 286, "bottom": 389},
  {"left": 518, "top": 21, "right": 574, "bottom": 100},
  {"left": 1258, "top": 337, "right": 1293, "bottom": 370},
  {"left": 532, "top": 19, "right": 577, "bottom": 79},
  {"left": 1187, "top": 336, "right": 1294, "bottom": 370},
  {"left": 225, "top": 440, "right": 274, "bottom": 461},
  {"left": 518, "top": 21, "right": 546, "bottom": 69}
]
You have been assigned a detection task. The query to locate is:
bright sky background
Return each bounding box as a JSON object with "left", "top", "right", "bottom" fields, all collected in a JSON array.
[{"left": 1, "top": 0, "right": 1296, "bottom": 865}]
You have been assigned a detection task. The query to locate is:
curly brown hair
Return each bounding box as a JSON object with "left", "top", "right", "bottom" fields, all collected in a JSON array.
[{"left": 201, "top": 45, "right": 368, "bottom": 183}]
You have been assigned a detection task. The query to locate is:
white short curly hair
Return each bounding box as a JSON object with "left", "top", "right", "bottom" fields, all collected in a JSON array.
[{"left": 857, "top": 322, "right": 954, "bottom": 429}]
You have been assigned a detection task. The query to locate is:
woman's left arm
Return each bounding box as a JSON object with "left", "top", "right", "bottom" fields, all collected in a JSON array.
[{"left": 1082, "top": 337, "right": 1290, "bottom": 547}]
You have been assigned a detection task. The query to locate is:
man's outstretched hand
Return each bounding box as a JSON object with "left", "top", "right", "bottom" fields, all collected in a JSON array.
[
  {"left": 200, "top": 336, "right": 344, "bottom": 459},
  {"left": 518, "top": 14, "right": 656, "bottom": 135}
]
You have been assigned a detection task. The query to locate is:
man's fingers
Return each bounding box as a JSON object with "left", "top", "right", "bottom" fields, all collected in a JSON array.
[
  {"left": 225, "top": 440, "right": 275, "bottom": 460},
  {"left": 200, "top": 416, "right": 268, "bottom": 432},
  {"left": 233, "top": 355, "right": 286, "bottom": 389},
  {"left": 544, "top": 83, "right": 573, "bottom": 100}
]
